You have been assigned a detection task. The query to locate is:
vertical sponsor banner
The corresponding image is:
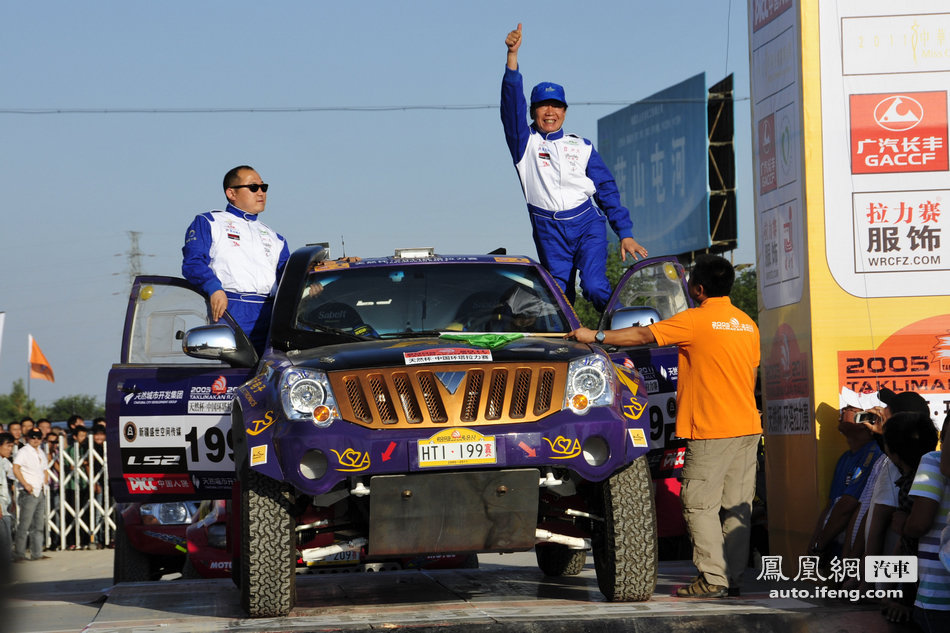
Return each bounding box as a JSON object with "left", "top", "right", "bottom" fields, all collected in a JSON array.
[
  {"left": 822, "top": 6, "right": 950, "bottom": 297},
  {"left": 750, "top": 0, "right": 805, "bottom": 309}
]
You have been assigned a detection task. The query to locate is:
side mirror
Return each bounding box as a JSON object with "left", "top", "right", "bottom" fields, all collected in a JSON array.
[
  {"left": 182, "top": 324, "right": 258, "bottom": 368},
  {"left": 608, "top": 306, "right": 663, "bottom": 331}
]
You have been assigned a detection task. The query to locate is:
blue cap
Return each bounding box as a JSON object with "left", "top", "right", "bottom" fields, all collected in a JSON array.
[{"left": 530, "top": 82, "right": 567, "bottom": 107}]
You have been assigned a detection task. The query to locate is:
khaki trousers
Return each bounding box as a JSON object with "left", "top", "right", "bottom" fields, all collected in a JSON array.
[{"left": 680, "top": 434, "right": 761, "bottom": 587}]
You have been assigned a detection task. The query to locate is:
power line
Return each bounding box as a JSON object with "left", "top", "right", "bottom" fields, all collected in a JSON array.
[{"left": 0, "top": 97, "right": 749, "bottom": 116}]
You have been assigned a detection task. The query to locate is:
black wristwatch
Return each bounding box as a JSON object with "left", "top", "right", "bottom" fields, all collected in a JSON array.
[{"left": 594, "top": 330, "right": 606, "bottom": 344}]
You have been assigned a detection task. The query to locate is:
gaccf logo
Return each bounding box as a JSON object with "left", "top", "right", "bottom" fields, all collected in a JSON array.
[
  {"left": 873, "top": 95, "right": 923, "bottom": 132},
  {"left": 211, "top": 375, "right": 227, "bottom": 395}
]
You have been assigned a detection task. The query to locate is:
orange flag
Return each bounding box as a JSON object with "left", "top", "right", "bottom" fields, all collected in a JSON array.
[{"left": 28, "top": 334, "right": 55, "bottom": 382}]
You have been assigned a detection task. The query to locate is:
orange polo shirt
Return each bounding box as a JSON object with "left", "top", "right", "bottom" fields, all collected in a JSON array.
[{"left": 648, "top": 296, "right": 761, "bottom": 440}]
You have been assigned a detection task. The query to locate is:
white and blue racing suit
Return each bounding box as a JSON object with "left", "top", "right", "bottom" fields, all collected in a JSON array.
[
  {"left": 501, "top": 66, "right": 634, "bottom": 311},
  {"left": 182, "top": 203, "right": 290, "bottom": 352}
]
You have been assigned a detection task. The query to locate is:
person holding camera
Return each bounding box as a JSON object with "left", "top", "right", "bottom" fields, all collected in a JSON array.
[{"left": 807, "top": 404, "right": 882, "bottom": 559}]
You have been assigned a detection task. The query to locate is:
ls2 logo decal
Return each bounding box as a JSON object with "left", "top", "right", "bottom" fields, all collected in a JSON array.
[{"left": 122, "top": 447, "right": 188, "bottom": 473}]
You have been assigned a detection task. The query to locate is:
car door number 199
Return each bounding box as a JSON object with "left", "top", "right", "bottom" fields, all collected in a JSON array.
[{"left": 184, "top": 426, "right": 234, "bottom": 464}]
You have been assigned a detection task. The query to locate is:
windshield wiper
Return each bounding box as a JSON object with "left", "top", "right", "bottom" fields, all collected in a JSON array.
[
  {"left": 296, "top": 317, "right": 370, "bottom": 341},
  {"left": 377, "top": 329, "right": 443, "bottom": 339}
]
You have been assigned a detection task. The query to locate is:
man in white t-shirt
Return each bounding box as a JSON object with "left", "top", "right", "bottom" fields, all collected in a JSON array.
[{"left": 12, "top": 429, "right": 50, "bottom": 562}]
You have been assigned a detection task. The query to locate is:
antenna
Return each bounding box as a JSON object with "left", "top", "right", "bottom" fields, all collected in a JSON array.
[{"left": 341, "top": 234, "right": 346, "bottom": 258}]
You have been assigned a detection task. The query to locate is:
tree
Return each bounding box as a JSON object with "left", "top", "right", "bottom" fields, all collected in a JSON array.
[
  {"left": 0, "top": 382, "right": 105, "bottom": 424},
  {"left": 0, "top": 379, "right": 41, "bottom": 422},
  {"left": 46, "top": 394, "right": 105, "bottom": 422},
  {"left": 730, "top": 266, "right": 759, "bottom": 325}
]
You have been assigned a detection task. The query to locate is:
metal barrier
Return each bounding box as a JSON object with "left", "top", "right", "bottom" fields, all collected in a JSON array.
[{"left": 7, "top": 435, "right": 114, "bottom": 550}]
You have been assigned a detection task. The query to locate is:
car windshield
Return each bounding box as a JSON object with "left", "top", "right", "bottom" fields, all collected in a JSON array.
[{"left": 291, "top": 263, "right": 570, "bottom": 337}]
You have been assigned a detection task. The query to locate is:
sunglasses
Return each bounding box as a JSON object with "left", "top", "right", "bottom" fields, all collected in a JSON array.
[{"left": 230, "top": 183, "right": 269, "bottom": 193}]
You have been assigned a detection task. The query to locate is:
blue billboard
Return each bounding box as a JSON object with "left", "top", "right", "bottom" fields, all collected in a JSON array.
[{"left": 598, "top": 73, "right": 710, "bottom": 256}]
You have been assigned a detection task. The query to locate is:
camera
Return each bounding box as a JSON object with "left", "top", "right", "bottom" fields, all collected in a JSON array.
[{"left": 854, "top": 412, "right": 880, "bottom": 425}]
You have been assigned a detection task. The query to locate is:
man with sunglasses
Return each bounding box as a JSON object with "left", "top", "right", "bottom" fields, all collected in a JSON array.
[{"left": 182, "top": 165, "right": 289, "bottom": 353}]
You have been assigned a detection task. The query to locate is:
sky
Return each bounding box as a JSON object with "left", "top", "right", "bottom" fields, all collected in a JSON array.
[{"left": 0, "top": 0, "right": 754, "bottom": 407}]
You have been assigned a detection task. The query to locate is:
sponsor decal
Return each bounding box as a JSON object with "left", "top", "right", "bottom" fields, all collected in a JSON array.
[
  {"left": 187, "top": 400, "right": 232, "bottom": 414},
  {"left": 125, "top": 389, "right": 186, "bottom": 406},
  {"left": 660, "top": 446, "right": 686, "bottom": 469},
  {"left": 614, "top": 367, "right": 647, "bottom": 420},
  {"left": 381, "top": 441, "right": 397, "bottom": 461},
  {"left": 543, "top": 436, "right": 581, "bottom": 459},
  {"left": 246, "top": 411, "right": 276, "bottom": 436},
  {"left": 124, "top": 473, "right": 196, "bottom": 495},
  {"left": 123, "top": 447, "right": 188, "bottom": 473},
  {"left": 492, "top": 256, "right": 531, "bottom": 264},
  {"left": 209, "top": 560, "right": 232, "bottom": 570},
  {"left": 838, "top": 314, "right": 950, "bottom": 417},
  {"left": 226, "top": 232, "right": 240, "bottom": 241},
  {"left": 251, "top": 444, "right": 267, "bottom": 466},
  {"left": 759, "top": 114, "right": 777, "bottom": 194},
  {"left": 628, "top": 428, "right": 649, "bottom": 448},
  {"left": 123, "top": 421, "right": 138, "bottom": 443},
  {"left": 404, "top": 348, "right": 492, "bottom": 365},
  {"left": 752, "top": 0, "right": 793, "bottom": 32},
  {"left": 764, "top": 323, "right": 811, "bottom": 435},
  {"left": 144, "top": 531, "right": 187, "bottom": 550},
  {"left": 850, "top": 91, "right": 948, "bottom": 174},
  {"left": 331, "top": 448, "right": 370, "bottom": 472},
  {"left": 211, "top": 376, "right": 227, "bottom": 395},
  {"left": 711, "top": 317, "right": 756, "bottom": 332}
]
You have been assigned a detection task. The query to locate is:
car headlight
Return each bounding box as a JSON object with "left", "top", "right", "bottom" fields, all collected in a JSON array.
[
  {"left": 564, "top": 354, "right": 614, "bottom": 414},
  {"left": 279, "top": 368, "right": 340, "bottom": 428},
  {"left": 140, "top": 502, "right": 196, "bottom": 525}
]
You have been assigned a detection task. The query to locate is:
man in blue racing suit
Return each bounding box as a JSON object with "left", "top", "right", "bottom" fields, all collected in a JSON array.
[
  {"left": 182, "top": 165, "right": 290, "bottom": 353},
  {"left": 501, "top": 23, "right": 647, "bottom": 311}
]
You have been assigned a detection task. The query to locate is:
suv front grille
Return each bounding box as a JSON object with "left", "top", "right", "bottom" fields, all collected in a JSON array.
[{"left": 332, "top": 363, "right": 564, "bottom": 428}]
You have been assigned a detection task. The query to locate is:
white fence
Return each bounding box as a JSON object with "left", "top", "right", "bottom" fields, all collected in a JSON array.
[{"left": 8, "top": 435, "right": 115, "bottom": 549}]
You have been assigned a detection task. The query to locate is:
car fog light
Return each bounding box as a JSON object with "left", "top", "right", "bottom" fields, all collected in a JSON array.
[
  {"left": 300, "top": 450, "right": 328, "bottom": 480},
  {"left": 313, "top": 405, "right": 333, "bottom": 426},
  {"left": 570, "top": 393, "right": 590, "bottom": 412},
  {"left": 582, "top": 436, "right": 610, "bottom": 466}
]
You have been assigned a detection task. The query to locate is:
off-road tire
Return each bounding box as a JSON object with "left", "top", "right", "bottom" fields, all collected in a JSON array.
[
  {"left": 535, "top": 544, "right": 587, "bottom": 576},
  {"left": 240, "top": 467, "right": 297, "bottom": 617},
  {"left": 591, "top": 455, "right": 658, "bottom": 601},
  {"left": 113, "top": 513, "right": 156, "bottom": 583}
]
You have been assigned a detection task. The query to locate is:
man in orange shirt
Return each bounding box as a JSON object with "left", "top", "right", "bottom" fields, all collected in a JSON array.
[{"left": 568, "top": 254, "right": 760, "bottom": 598}]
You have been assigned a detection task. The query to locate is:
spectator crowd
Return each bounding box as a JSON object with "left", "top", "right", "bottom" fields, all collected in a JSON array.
[
  {"left": 1, "top": 414, "right": 114, "bottom": 580},
  {"left": 806, "top": 387, "right": 950, "bottom": 633}
]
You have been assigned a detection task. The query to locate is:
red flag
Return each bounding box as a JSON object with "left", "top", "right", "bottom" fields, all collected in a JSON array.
[{"left": 28, "top": 334, "right": 55, "bottom": 382}]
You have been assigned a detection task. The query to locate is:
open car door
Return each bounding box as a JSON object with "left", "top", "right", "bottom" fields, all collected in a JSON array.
[
  {"left": 599, "top": 257, "right": 693, "bottom": 479},
  {"left": 105, "top": 276, "right": 257, "bottom": 503}
]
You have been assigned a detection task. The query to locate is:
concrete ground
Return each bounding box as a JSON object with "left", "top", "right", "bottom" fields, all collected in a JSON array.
[{"left": 3, "top": 548, "right": 912, "bottom": 633}]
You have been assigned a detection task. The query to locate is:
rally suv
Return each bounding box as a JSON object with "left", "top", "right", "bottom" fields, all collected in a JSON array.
[{"left": 106, "top": 245, "right": 692, "bottom": 617}]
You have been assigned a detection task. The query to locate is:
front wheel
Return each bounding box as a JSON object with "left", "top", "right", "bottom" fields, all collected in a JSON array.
[
  {"left": 590, "top": 456, "right": 658, "bottom": 601},
  {"left": 240, "top": 467, "right": 296, "bottom": 617}
]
